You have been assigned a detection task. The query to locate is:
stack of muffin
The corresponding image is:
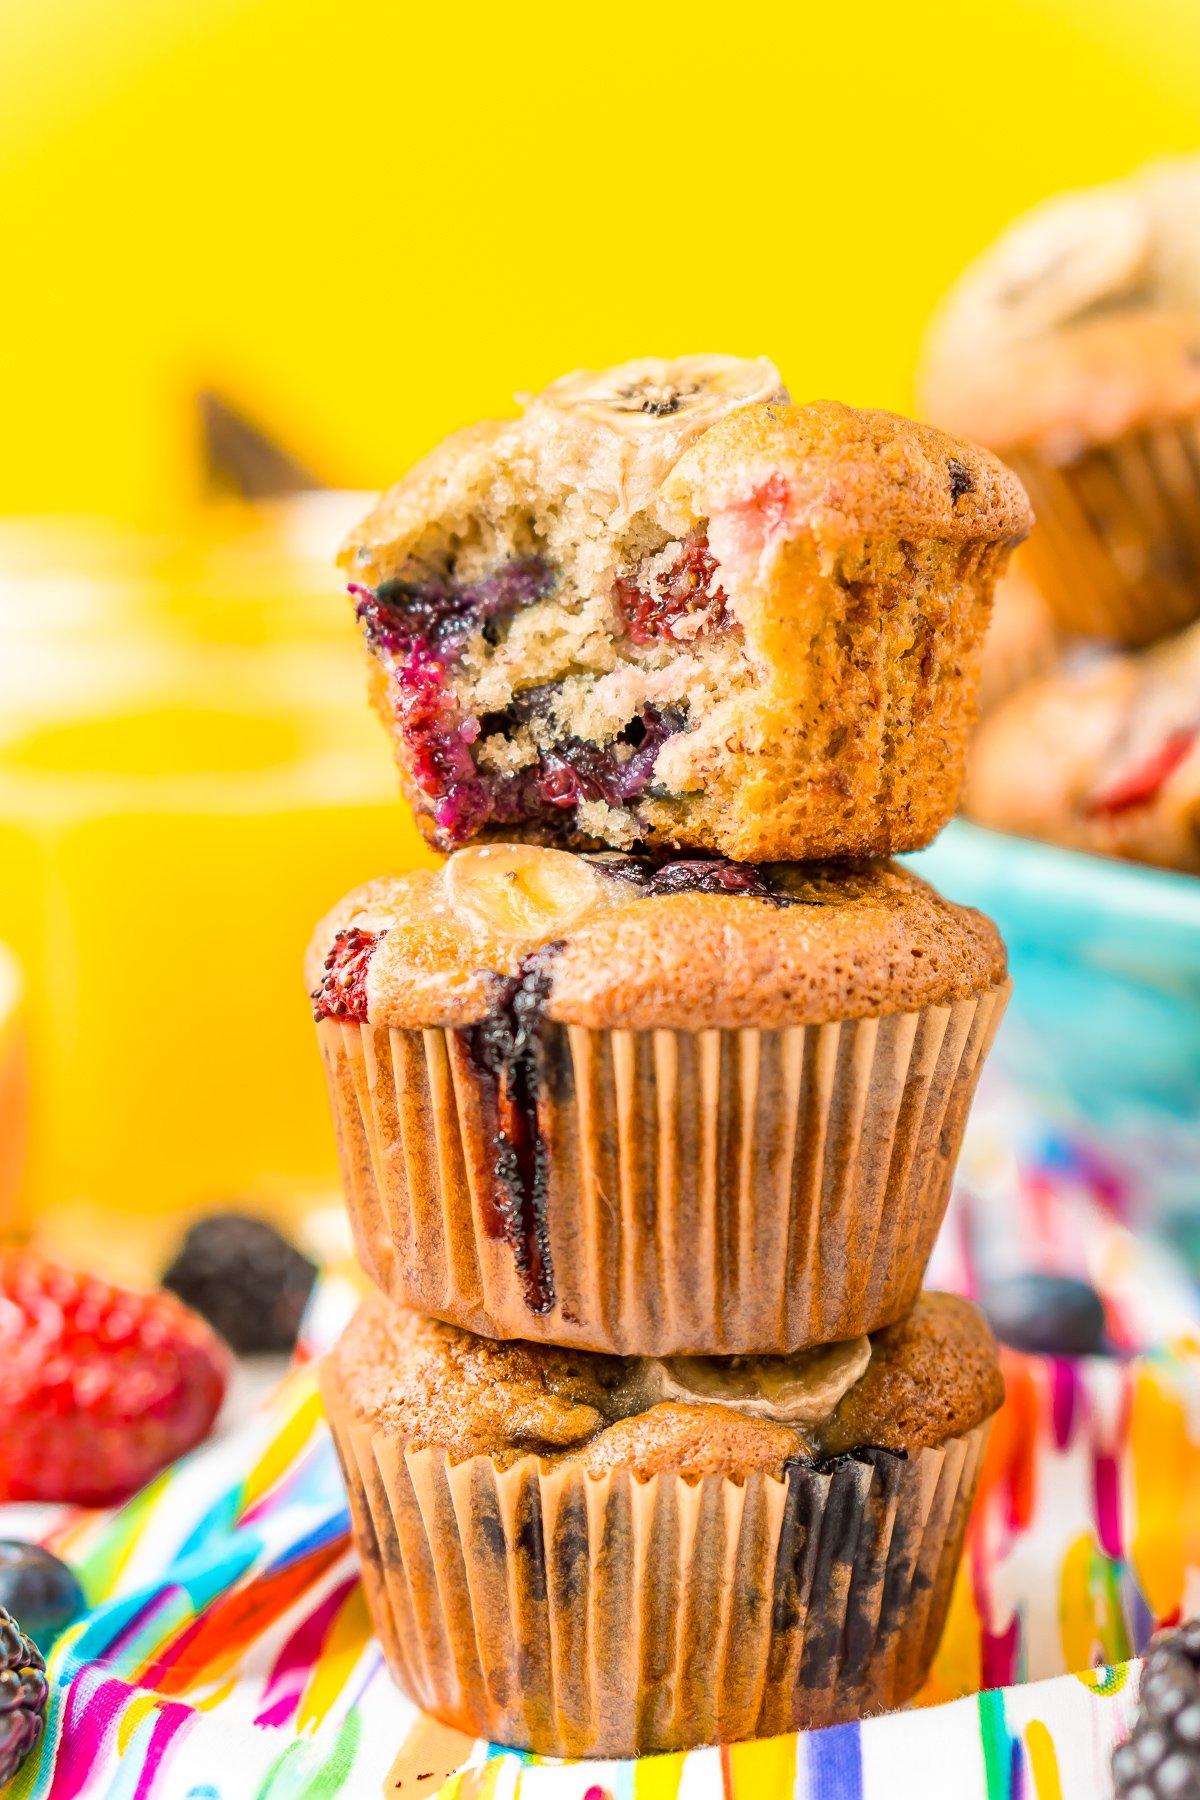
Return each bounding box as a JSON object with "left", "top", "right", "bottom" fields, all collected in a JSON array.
[
  {"left": 309, "top": 357, "right": 1031, "bottom": 1756},
  {"left": 923, "top": 156, "right": 1200, "bottom": 875}
]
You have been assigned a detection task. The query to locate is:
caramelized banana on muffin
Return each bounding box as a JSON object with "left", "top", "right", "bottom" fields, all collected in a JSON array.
[
  {"left": 965, "top": 619, "right": 1200, "bottom": 872},
  {"left": 921, "top": 158, "right": 1200, "bottom": 645},
  {"left": 325, "top": 1290, "right": 1002, "bottom": 1476},
  {"left": 340, "top": 356, "right": 1031, "bottom": 861}
]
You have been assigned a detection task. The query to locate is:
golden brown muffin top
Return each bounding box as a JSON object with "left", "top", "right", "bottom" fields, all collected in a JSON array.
[
  {"left": 921, "top": 158, "right": 1200, "bottom": 455},
  {"left": 328, "top": 1292, "right": 1003, "bottom": 1482},
  {"left": 307, "top": 848, "right": 1007, "bottom": 1032},
  {"left": 658, "top": 400, "right": 1032, "bottom": 552}
]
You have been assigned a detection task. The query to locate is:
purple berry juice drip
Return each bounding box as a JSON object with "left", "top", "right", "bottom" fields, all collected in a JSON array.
[
  {"left": 466, "top": 945, "right": 561, "bottom": 1314},
  {"left": 312, "top": 927, "right": 387, "bottom": 1022}
]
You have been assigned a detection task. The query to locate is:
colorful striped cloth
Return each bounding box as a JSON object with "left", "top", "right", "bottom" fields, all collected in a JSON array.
[{"left": 4, "top": 1096, "right": 1196, "bottom": 1800}]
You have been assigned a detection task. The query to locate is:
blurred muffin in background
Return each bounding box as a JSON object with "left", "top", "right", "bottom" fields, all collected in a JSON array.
[
  {"left": 0, "top": 944, "right": 28, "bottom": 1241},
  {"left": 921, "top": 157, "right": 1200, "bottom": 647},
  {"left": 964, "top": 619, "right": 1200, "bottom": 873},
  {"left": 977, "top": 564, "right": 1060, "bottom": 717}
]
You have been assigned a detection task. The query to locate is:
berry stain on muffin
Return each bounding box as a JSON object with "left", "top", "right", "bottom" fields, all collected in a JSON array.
[
  {"left": 947, "top": 457, "right": 976, "bottom": 502},
  {"left": 312, "top": 926, "right": 388, "bottom": 1022},
  {"left": 468, "top": 946, "right": 562, "bottom": 1314},
  {"left": 458, "top": 856, "right": 795, "bottom": 1312}
]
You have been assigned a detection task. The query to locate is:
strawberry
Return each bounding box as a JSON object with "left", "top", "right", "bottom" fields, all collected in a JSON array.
[
  {"left": 311, "top": 926, "right": 386, "bottom": 1023},
  {"left": 1088, "top": 726, "right": 1197, "bottom": 815},
  {"left": 613, "top": 533, "right": 730, "bottom": 645},
  {"left": 0, "top": 1252, "right": 230, "bottom": 1507}
]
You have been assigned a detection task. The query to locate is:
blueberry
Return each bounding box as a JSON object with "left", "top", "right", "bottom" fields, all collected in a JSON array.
[
  {"left": 0, "top": 1544, "right": 85, "bottom": 1651},
  {"left": 981, "top": 1273, "right": 1108, "bottom": 1356}
]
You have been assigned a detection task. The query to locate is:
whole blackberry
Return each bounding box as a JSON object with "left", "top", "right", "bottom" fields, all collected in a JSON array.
[
  {"left": 0, "top": 1606, "right": 48, "bottom": 1784},
  {"left": 1114, "top": 1621, "right": 1200, "bottom": 1800},
  {"left": 163, "top": 1214, "right": 317, "bottom": 1354}
]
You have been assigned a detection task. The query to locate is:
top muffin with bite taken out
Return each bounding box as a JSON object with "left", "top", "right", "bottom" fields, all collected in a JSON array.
[{"left": 340, "top": 355, "right": 1032, "bottom": 862}]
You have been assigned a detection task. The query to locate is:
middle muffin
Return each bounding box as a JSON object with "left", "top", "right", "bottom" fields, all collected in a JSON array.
[{"left": 309, "top": 845, "right": 1009, "bottom": 1354}]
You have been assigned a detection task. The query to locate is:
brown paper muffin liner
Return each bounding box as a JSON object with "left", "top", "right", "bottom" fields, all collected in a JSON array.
[
  {"left": 320, "top": 1355, "right": 991, "bottom": 1756},
  {"left": 1009, "top": 416, "right": 1200, "bottom": 646},
  {"left": 317, "top": 981, "right": 1010, "bottom": 1356}
]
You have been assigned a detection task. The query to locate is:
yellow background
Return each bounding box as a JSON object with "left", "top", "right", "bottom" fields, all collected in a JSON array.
[
  {"left": 1, "top": 0, "right": 1199, "bottom": 1250},
  {"left": 3, "top": 0, "right": 1200, "bottom": 521}
]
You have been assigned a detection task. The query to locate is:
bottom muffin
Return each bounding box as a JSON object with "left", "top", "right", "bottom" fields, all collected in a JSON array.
[{"left": 320, "top": 1292, "right": 1003, "bottom": 1756}]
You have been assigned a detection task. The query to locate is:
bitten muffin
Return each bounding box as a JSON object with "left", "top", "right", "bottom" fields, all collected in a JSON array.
[
  {"left": 320, "top": 1291, "right": 1003, "bottom": 1754},
  {"left": 964, "top": 618, "right": 1200, "bottom": 873},
  {"left": 921, "top": 158, "right": 1200, "bottom": 646},
  {"left": 339, "top": 356, "right": 1031, "bottom": 860},
  {"left": 308, "top": 846, "right": 1009, "bottom": 1354}
]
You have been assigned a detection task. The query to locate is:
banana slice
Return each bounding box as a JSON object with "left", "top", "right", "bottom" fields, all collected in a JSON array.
[
  {"left": 1141, "top": 157, "right": 1200, "bottom": 307},
  {"left": 628, "top": 1336, "right": 872, "bottom": 1428},
  {"left": 532, "top": 354, "right": 786, "bottom": 435},
  {"left": 444, "top": 843, "right": 619, "bottom": 944},
  {"left": 945, "top": 188, "right": 1153, "bottom": 349}
]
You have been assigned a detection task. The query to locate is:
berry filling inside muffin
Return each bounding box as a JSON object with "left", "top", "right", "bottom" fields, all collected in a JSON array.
[
  {"left": 342, "top": 357, "right": 788, "bottom": 853},
  {"left": 349, "top": 528, "right": 745, "bottom": 850},
  {"left": 341, "top": 356, "right": 1030, "bottom": 860},
  {"left": 1088, "top": 723, "right": 1197, "bottom": 814}
]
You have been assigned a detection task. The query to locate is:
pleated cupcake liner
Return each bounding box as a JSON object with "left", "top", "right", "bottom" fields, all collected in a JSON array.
[
  {"left": 317, "top": 980, "right": 1010, "bottom": 1356},
  {"left": 320, "top": 1353, "right": 991, "bottom": 1756},
  {"left": 1010, "top": 416, "right": 1200, "bottom": 646}
]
